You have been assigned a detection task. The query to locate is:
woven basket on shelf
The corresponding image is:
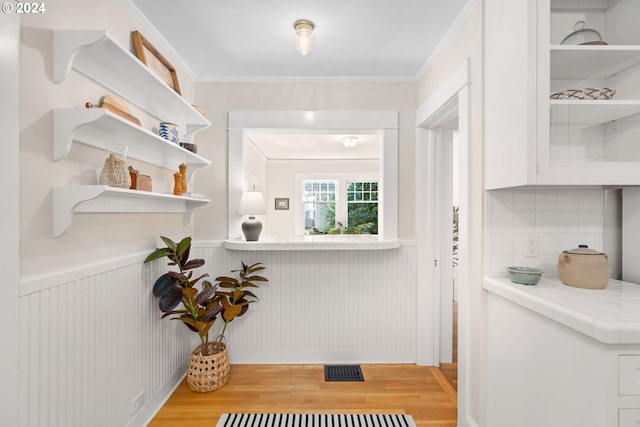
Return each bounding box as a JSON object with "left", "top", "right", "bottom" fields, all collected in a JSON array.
[{"left": 186, "top": 341, "right": 230, "bottom": 393}]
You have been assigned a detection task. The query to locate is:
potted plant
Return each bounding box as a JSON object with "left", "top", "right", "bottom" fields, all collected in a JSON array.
[{"left": 144, "top": 235, "right": 267, "bottom": 392}]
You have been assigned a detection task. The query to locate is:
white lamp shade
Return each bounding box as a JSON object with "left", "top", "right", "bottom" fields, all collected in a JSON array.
[{"left": 238, "top": 191, "right": 267, "bottom": 215}]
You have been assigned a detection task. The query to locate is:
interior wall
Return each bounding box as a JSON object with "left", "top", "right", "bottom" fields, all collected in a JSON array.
[
  {"left": 20, "top": 0, "right": 198, "bottom": 279},
  {"left": 192, "top": 82, "right": 417, "bottom": 240},
  {"left": 18, "top": 1, "right": 202, "bottom": 425},
  {"left": 484, "top": 187, "right": 606, "bottom": 277},
  {"left": 416, "top": 0, "right": 483, "bottom": 425},
  {"left": 265, "top": 160, "right": 379, "bottom": 236}
]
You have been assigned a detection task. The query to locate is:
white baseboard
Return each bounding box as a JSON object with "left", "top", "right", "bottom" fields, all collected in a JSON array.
[{"left": 130, "top": 363, "right": 188, "bottom": 427}]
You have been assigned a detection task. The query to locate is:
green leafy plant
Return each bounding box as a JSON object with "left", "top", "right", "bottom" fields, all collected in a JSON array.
[{"left": 144, "top": 236, "right": 267, "bottom": 355}]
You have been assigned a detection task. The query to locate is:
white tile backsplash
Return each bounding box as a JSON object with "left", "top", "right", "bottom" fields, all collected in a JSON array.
[{"left": 485, "top": 187, "right": 605, "bottom": 277}]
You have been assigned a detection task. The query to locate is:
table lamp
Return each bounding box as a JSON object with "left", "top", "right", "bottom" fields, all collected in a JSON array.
[{"left": 238, "top": 190, "right": 267, "bottom": 241}]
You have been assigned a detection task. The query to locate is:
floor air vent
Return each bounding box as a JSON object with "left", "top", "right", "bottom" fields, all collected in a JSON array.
[{"left": 324, "top": 364, "right": 364, "bottom": 382}]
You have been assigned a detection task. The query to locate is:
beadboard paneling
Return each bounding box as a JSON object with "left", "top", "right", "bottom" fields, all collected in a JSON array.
[
  {"left": 18, "top": 243, "right": 417, "bottom": 426},
  {"left": 19, "top": 257, "right": 191, "bottom": 427},
  {"left": 193, "top": 244, "right": 417, "bottom": 364}
]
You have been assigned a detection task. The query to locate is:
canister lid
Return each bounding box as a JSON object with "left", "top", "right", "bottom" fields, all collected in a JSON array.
[{"left": 563, "top": 245, "right": 606, "bottom": 256}]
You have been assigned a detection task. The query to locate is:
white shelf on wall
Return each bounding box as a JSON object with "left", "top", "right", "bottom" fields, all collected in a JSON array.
[
  {"left": 550, "top": 45, "right": 640, "bottom": 80},
  {"left": 52, "top": 185, "right": 210, "bottom": 238},
  {"left": 550, "top": 100, "right": 640, "bottom": 124},
  {"left": 53, "top": 108, "right": 210, "bottom": 181},
  {"left": 52, "top": 29, "right": 210, "bottom": 141}
]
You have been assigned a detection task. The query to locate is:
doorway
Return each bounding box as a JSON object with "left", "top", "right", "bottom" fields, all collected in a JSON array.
[{"left": 415, "top": 58, "right": 471, "bottom": 424}]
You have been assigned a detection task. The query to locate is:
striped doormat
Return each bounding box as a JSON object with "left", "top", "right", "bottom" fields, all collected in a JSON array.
[{"left": 217, "top": 414, "right": 416, "bottom": 427}]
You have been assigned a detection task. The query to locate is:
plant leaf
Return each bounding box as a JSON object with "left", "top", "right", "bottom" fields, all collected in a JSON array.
[
  {"left": 196, "top": 286, "right": 218, "bottom": 305},
  {"left": 159, "top": 287, "right": 183, "bottom": 312},
  {"left": 245, "top": 275, "right": 269, "bottom": 282},
  {"left": 222, "top": 304, "right": 243, "bottom": 322},
  {"left": 183, "top": 259, "right": 205, "bottom": 270},
  {"left": 201, "top": 305, "right": 222, "bottom": 322},
  {"left": 176, "top": 236, "right": 191, "bottom": 259},
  {"left": 215, "top": 276, "right": 239, "bottom": 284},
  {"left": 144, "top": 248, "right": 170, "bottom": 263},
  {"left": 152, "top": 273, "right": 178, "bottom": 297},
  {"left": 160, "top": 236, "right": 177, "bottom": 252},
  {"left": 242, "top": 290, "right": 259, "bottom": 300}
]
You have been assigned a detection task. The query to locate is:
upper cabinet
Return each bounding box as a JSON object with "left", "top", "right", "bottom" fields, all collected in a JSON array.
[{"left": 485, "top": 0, "right": 640, "bottom": 189}]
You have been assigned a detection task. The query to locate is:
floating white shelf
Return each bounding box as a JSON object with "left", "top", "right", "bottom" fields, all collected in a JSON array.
[
  {"left": 550, "top": 45, "right": 640, "bottom": 80},
  {"left": 53, "top": 29, "right": 210, "bottom": 141},
  {"left": 53, "top": 186, "right": 210, "bottom": 238},
  {"left": 550, "top": 100, "right": 640, "bottom": 124},
  {"left": 53, "top": 108, "right": 210, "bottom": 181}
]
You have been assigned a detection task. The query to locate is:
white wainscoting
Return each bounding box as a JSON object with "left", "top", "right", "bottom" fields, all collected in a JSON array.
[
  {"left": 195, "top": 243, "right": 418, "bottom": 364},
  {"left": 19, "top": 253, "right": 192, "bottom": 427},
  {"left": 17, "top": 242, "right": 417, "bottom": 427}
]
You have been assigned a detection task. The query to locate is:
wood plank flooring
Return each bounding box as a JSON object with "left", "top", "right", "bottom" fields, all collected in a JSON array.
[{"left": 148, "top": 364, "right": 457, "bottom": 427}]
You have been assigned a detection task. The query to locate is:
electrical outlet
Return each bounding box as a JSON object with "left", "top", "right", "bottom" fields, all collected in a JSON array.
[
  {"left": 526, "top": 235, "right": 538, "bottom": 258},
  {"left": 131, "top": 390, "right": 145, "bottom": 415}
]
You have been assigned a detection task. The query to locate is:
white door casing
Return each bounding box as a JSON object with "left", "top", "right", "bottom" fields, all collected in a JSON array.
[{"left": 415, "top": 58, "right": 472, "bottom": 425}]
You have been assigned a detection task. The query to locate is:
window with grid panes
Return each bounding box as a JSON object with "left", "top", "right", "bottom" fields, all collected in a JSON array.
[
  {"left": 301, "top": 179, "right": 378, "bottom": 234},
  {"left": 302, "top": 180, "right": 336, "bottom": 233},
  {"left": 346, "top": 181, "right": 378, "bottom": 234}
]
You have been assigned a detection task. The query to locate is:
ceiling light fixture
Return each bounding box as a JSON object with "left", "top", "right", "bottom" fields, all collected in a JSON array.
[
  {"left": 342, "top": 136, "right": 359, "bottom": 148},
  {"left": 293, "top": 19, "right": 315, "bottom": 56}
]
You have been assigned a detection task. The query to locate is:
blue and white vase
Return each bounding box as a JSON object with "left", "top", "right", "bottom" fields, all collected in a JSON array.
[{"left": 159, "top": 122, "right": 179, "bottom": 144}]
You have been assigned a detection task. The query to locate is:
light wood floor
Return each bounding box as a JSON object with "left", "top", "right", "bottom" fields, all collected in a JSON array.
[
  {"left": 150, "top": 302, "right": 459, "bottom": 427},
  {"left": 148, "top": 364, "right": 457, "bottom": 427}
]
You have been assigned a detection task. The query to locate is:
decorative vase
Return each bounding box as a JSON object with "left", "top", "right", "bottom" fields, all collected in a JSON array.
[
  {"left": 186, "top": 342, "right": 230, "bottom": 393},
  {"left": 159, "top": 122, "right": 179, "bottom": 144},
  {"left": 98, "top": 144, "right": 131, "bottom": 188}
]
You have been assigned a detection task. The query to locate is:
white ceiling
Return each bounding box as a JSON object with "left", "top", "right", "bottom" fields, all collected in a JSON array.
[
  {"left": 126, "top": 0, "right": 473, "bottom": 81},
  {"left": 246, "top": 132, "right": 382, "bottom": 161}
]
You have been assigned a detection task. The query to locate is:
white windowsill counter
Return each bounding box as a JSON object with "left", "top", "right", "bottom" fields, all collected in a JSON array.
[{"left": 223, "top": 235, "right": 402, "bottom": 251}]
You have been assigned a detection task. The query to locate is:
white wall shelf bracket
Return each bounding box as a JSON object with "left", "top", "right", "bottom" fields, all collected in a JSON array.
[{"left": 52, "top": 185, "right": 209, "bottom": 237}]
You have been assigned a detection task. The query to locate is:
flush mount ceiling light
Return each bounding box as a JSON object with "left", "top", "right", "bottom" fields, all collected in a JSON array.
[
  {"left": 293, "top": 19, "right": 315, "bottom": 56},
  {"left": 342, "top": 136, "right": 359, "bottom": 148}
]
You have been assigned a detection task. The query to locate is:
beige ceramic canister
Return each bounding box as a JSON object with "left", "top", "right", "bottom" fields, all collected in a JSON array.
[{"left": 557, "top": 245, "right": 611, "bottom": 289}]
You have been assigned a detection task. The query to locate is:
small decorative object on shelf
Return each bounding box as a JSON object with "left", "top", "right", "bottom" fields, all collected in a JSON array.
[
  {"left": 128, "top": 165, "right": 152, "bottom": 191},
  {"left": 173, "top": 173, "right": 182, "bottom": 195},
  {"left": 159, "top": 122, "right": 179, "bottom": 144},
  {"left": 179, "top": 142, "right": 197, "bottom": 153},
  {"left": 98, "top": 144, "right": 131, "bottom": 188},
  {"left": 131, "top": 30, "right": 182, "bottom": 95},
  {"left": 550, "top": 88, "right": 616, "bottom": 100},
  {"left": 560, "top": 20, "right": 607, "bottom": 45},
  {"left": 85, "top": 95, "right": 141, "bottom": 126},
  {"left": 179, "top": 163, "right": 188, "bottom": 193}
]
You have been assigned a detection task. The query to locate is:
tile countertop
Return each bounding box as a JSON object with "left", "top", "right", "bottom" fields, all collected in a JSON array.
[{"left": 483, "top": 276, "right": 640, "bottom": 345}]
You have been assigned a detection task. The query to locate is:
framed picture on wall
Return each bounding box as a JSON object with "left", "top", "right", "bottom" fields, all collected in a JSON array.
[
  {"left": 275, "top": 198, "right": 289, "bottom": 210},
  {"left": 131, "top": 30, "right": 181, "bottom": 95}
]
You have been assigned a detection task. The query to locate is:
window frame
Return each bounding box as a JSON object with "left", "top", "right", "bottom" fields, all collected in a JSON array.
[
  {"left": 296, "top": 172, "right": 379, "bottom": 235},
  {"left": 227, "top": 110, "right": 398, "bottom": 241}
]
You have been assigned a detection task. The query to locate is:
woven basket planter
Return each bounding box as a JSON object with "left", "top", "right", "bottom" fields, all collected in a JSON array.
[{"left": 186, "top": 342, "right": 230, "bottom": 393}]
